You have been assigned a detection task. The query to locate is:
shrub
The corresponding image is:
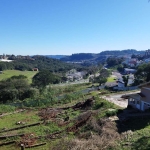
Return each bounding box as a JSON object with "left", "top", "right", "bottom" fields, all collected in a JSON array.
[
  {"left": 93, "top": 98, "right": 115, "bottom": 110},
  {"left": 106, "top": 110, "right": 118, "bottom": 117}
]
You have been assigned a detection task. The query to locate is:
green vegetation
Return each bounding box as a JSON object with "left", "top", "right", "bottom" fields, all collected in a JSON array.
[
  {"left": 1, "top": 88, "right": 150, "bottom": 150},
  {"left": 122, "top": 75, "right": 129, "bottom": 87},
  {"left": 0, "top": 105, "right": 16, "bottom": 113},
  {"left": 60, "top": 50, "right": 144, "bottom": 63},
  {"left": 0, "top": 76, "right": 38, "bottom": 103},
  {"left": 119, "top": 117, "right": 150, "bottom": 150},
  {"left": 92, "top": 68, "right": 110, "bottom": 85},
  {"left": 107, "top": 57, "right": 124, "bottom": 67},
  {"left": 1, "top": 60, "right": 150, "bottom": 149},
  {"left": 32, "top": 70, "right": 61, "bottom": 89},
  {"left": 0, "top": 55, "right": 73, "bottom": 72},
  {"left": 92, "top": 96, "right": 120, "bottom": 118},
  {"left": 0, "top": 70, "right": 37, "bottom": 83},
  {"left": 107, "top": 76, "right": 116, "bottom": 82},
  {"left": 134, "top": 63, "right": 150, "bottom": 85}
]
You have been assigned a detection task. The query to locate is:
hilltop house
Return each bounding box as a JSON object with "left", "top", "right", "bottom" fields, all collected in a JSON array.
[
  {"left": 128, "top": 82, "right": 150, "bottom": 111},
  {"left": 32, "top": 68, "right": 39, "bottom": 71}
]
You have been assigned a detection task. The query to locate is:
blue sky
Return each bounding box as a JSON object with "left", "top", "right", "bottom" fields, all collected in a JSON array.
[{"left": 0, "top": 0, "right": 150, "bottom": 55}]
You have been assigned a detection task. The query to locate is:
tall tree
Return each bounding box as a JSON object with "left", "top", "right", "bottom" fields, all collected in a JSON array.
[
  {"left": 32, "top": 70, "right": 60, "bottom": 90},
  {"left": 122, "top": 75, "right": 129, "bottom": 87}
]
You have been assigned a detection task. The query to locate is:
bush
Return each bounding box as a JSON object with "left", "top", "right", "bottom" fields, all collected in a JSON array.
[
  {"left": 93, "top": 98, "right": 115, "bottom": 110},
  {"left": 106, "top": 110, "right": 118, "bottom": 117},
  {"left": 61, "top": 92, "right": 84, "bottom": 104}
]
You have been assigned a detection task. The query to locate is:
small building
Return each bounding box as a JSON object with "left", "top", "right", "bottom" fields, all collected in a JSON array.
[
  {"left": 32, "top": 68, "right": 39, "bottom": 71},
  {"left": 128, "top": 82, "right": 150, "bottom": 111}
]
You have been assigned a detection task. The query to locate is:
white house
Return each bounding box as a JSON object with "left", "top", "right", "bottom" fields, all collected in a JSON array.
[
  {"left": 128, "top": 82, "right": 150, "bottom": 111},
  {"left": 117, "top": 80, "right": 125, "bottom": 88}
]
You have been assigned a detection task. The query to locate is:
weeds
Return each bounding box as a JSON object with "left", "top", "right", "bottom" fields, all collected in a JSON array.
[{"left": 0, "top": 105, "right": 16, "bottom": 113}]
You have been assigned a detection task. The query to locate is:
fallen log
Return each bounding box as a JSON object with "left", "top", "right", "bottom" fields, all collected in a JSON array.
[
  {"left": 67, "top": 111, "right": 92, "bottom": 132},
  {"left": 0, "top": 141, "right": 15, "bottom": 146},
  {"left": 39, "top": 108, "right": 62, "bottom": 121},
  {"left": 0, "top": 134, "right": 25, "bottom": 139},
  {"left": 25, "top": 142, "right": 46, "bottom": 148},
  {"left": 37, "top": 130, "right": 64, "bottom": 140},
  {"left": 0, "top": 122, "right": 41, "bottom": 133}
]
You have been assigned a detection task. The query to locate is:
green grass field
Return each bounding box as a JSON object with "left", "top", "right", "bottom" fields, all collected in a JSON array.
[{"left": 0, "top": 70, "right": 37, "bottom": 83}]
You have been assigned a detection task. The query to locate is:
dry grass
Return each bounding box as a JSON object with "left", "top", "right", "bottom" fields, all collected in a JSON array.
[{"left": 51, "top": 118, "right": 122, "bottom": 150}]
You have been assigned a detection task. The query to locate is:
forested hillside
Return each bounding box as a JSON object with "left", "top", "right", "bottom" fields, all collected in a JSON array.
[
  {"left": 60, "top": 50, "right": 144, "bottom": 62},
  {"left": 60, "top": 53, "right": 96, "bottom": 61},
  {"left": 0, "top": 56, "right": 73, "bottom": 72}
]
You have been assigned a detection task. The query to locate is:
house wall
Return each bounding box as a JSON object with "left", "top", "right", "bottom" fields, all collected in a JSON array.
[
  {"left": 141, "top": 88, "right": 150, "bottom": 103},
  {"left": 143, "top": 102, "right": 150, "bottom": 111},
  {"left": 128, "top": 98, "right": 136, "bottom": 109},
  {"left": 128, "top": 86, "right": 150, "bottom": 111},
  {"left": 128, "top": 98, "right": 141, "bottom": 109}
]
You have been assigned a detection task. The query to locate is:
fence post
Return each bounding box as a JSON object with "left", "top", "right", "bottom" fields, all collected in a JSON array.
[{"left": 21, "top": 144, "right": 25, "bottom": 150}]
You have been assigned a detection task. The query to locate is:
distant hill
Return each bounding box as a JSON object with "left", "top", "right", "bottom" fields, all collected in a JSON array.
[
  {"left": 45, "top": 55, "right": 67, "bottom": 59},
  {"left": 60, "top": 53, "right": 96, "bottom": 62},
  {"left": 60, "top": 50, "right": 145, "bottom": 63},
  {"left": 99, "top": 49, "right": 144, "bottom": 56}
]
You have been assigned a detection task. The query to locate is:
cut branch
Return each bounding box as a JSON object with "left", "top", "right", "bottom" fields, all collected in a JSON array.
[
  {"left": 25, "top": 142, "right": 46, "bottom": 148},
  {"left": 0, "top": 134, "right": 25, "bottom": 139},
  {"left": 0, "top": 122, "right": 41, "bottom": 133}
]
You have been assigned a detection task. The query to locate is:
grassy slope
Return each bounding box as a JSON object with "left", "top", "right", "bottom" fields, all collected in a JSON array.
[
  {"left": 0, "top": 90, "right": 118, "bottom": 150},
  {"left": 0, "top": 70, "right": 37, "bottom": 83},
  {"left": 0, "top": 83, "right": 148, "bottom": 150}
]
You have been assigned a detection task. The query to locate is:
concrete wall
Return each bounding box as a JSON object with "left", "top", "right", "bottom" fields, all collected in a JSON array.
[{"left": 113, "top": 86, "right": 138, "bottom": 91}]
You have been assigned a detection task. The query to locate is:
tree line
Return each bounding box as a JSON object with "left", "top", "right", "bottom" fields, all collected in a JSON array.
[
  {"left": 0, "top": 70, "right": 63, "bottom": 103},
  {"left": 0, "top": 56, "right": 73, "bottom": 72}
]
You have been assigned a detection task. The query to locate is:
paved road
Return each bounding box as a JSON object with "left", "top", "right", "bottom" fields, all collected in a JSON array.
[{"left": 101, "top": 91, "right": 140, "bottom": 108}]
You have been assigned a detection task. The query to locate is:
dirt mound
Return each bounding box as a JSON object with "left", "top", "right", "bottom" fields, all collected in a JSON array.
[
  {"left": 67, "top": 111, "right": 92, "bottom": 132},
  {"left": 18, "top": 133, "right": 36, "bottom": 148},
  {"left": 39, "top": 108, "right": 62, "bottom": 121}
]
